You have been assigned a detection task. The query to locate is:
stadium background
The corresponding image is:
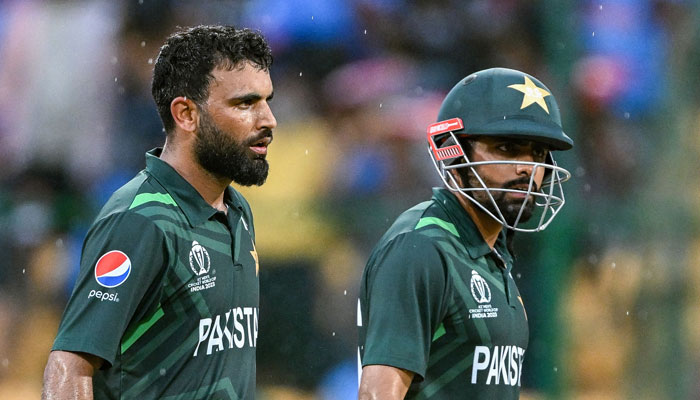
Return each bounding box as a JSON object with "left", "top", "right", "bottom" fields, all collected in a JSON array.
[{"left": 0, "top": 0, "right": 699, "bottom": 399}]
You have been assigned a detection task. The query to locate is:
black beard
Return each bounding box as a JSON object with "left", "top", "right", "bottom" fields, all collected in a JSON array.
[
  {"left": 459, "top": 169, "right": 536, "bottom": 225},
  {"left": 194, "top": 110, "right": 270, "bottom": 187}
]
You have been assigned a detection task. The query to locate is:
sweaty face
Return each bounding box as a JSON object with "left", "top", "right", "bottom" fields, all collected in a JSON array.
[
  {"left": 194, "top": 63, "right": 276, "bottom": 186},
  {"left": 457, "top": 137, "right": 548, "bottom": 225}
]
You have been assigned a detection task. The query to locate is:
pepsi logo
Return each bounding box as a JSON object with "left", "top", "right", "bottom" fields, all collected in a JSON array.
[{"left": 94, "top": 250, "right": 131, "bottom": 288}]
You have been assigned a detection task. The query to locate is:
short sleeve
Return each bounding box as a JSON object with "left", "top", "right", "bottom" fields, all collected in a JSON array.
[
  {"left": 360, "top": 233, "right": 449, "bottom": 378},
  {"left": 52, "top": 212, "right": 167, "bottom": 366}
]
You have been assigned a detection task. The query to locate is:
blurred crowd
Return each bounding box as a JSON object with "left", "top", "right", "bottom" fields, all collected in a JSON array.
[{"left": 1, "top": 0, "right": 700, "bottom": 399}]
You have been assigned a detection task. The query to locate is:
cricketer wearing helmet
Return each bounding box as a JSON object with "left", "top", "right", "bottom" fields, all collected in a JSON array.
[{"left": 358, "top": 68, "right": 574, "bottom": 399}]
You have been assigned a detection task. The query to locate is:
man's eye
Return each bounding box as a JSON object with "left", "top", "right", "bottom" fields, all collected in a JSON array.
[{"left": 533, "top": 147, "right": 548, "bottom": 160}]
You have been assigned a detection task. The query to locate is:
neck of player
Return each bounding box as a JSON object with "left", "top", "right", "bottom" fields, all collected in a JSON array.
[
  {"left": 452, "top": 191, "right": 502, "bottom": 249},
  {"left": 160, "top": 141, "right": 230, "bottom": 214}
]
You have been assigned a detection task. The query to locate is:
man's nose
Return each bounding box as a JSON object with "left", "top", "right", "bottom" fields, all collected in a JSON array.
[
  {"left": 257, "top": 101, "right": 277, "bottom": 130},
  {"left": 516, "top": 156, "right": 535, "bottom": 176}
]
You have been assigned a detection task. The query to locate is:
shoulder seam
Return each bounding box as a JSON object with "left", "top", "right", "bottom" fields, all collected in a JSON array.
[
  {"left": 128, "top": 192, "right": 177, "bottom": 210},
  {"left": 414, "top": 217, "right": 460, "bottom": 237}
]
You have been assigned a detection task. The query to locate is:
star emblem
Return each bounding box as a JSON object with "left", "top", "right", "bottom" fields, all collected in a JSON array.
[
  {"left": 250, "top": 243, "right": 259, "bottom": 276},
  {"left": 507, "top": 76, "right": 551, "bottom": 114},
  {"left": 518, "top": 296, "right": 527, "bottom": 320}
]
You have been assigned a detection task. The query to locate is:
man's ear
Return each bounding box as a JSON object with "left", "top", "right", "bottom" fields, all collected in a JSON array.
[{"left": 170, "top": 96, "right": 200, "bottom": 133}]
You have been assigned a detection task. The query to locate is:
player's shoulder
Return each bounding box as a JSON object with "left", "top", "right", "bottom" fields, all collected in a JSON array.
[
  {"left": 367, "top": 199, "right": 453, "bottom": 271},
  {"left": 376, "top": 197, "right": 456, "bottom": 247},
  {"left": 92, "top": 170, "right": 180, "bottom": 230}
]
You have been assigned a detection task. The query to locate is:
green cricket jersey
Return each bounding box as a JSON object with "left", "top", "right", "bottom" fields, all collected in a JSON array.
[
  {"left": 358, "top": 188, "right": 528, "bottom": 399},
  {"left": 53, "top": 149, "right": 260, "bottom": 399}
]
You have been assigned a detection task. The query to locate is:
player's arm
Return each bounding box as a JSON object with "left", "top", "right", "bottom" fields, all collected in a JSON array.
[
  {"left": 358, "top": 234, "right": 448, "bottom": 398},
  {"left": 42, "top": 350, "right": 104, "bottom": 400},
  {"left": 358, "top": 365, "right": 414, "bottom": 400}
]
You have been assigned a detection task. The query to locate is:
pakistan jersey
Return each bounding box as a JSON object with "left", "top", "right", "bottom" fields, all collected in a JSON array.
[
  {"left": 52, "top": 148, "right": 260, "bottom": 399},
  {"left": 358, "top": 188, "right": 528, "bottom": 399}
]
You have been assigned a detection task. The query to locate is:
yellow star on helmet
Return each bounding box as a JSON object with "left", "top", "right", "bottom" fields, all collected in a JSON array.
[{"left": 507, "top": 76, "right": 551, "bottom": 114}]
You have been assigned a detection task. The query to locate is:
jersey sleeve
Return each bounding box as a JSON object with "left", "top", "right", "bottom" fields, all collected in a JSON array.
[
  {"left": 52, "top": 211, "right": 167, "bottom": 366},
  {"left": 360, "top": 232, "right": 449, "bottom": 379}
]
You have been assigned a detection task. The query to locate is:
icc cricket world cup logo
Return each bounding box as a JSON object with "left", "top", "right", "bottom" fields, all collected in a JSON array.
[
  {"left": 470, "top": 270, "right": 491, "bottom": 304},
  {"left": 189, "top": 241, "right": 211, "bottom": 276}
]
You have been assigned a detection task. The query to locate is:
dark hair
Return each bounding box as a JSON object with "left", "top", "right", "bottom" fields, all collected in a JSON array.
[{"left": 151, "top": 25, "right": 273, "bottom": 133}]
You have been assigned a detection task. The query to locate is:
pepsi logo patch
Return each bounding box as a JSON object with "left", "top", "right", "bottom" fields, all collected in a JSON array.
[{"left": 94, "top": 250, "right": 131, "bottom": 288}]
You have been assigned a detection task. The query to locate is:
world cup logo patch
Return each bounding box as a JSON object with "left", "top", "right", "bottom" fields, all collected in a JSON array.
[
  {"left": 470, "top": 270, "right": 491, "bottom": 304},
  {"left": 189, "top": 241, "right": 211, "bottom": 276}
]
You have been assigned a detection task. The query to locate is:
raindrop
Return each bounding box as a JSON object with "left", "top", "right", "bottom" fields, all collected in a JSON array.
[
  {"left": 553, "top": 367, "right": 558, "bottom": 372},
  {"left": 22, "top": 269, "right": 25, "bottom": 274},
  {"left": 56, "top": 238, "right": 63, "bottom": 247},
  {"left": 311, "top": 15, "right": 314, "bottom": 20},
  {"left": 299, "top": 72, "right": 303, "bottom": 77},
  {"left": 1, "top": 359, "right": 7, "bottom": 368},
  {"left": 599, "top": 4, "right": 603, "bottom": 10},
  {"left": 344, "top": 290, "right": 347, "bottom": 295},
  {"left": 141, "top": 41, "right": 146, "bottom": 48},
  {"left": 592, "top": 32, "right": 596, "bottom": 37},
  {"left": 160, "top": 368, "right": 166, "bottom": 376},
  {"left": 379, "top": 103, "right": 382, "bottom": 108},
  {"left": 138, "top": 0, "right": 143, "bottom": 4},
  {"left": 110, "top": 56, "right": 118, "bottom": 65},
  {"left": 332, "top": 332, "right": 336, "bottom": 336},
  {"left": 305, "top": 149, "right": 309, "bottom": 155},
  {"left": 624, "top": 112, "right": 630, "bottom": 119},
  {"left": 114, "top": 77, "right": 118, "bottom": 82},
  {"left": 626, "top": 311, "right": 629, "bottom": 316},
  {"left": 364, "top": 30, "right": 367, "bottom": 35},
  {"left": 611, "top": 262, "right": 616, "bottom": 269},
  {"left": 148, "top": 58, "right": 153, "bottom": 65},
  {"left": 587, "top": 254, "right": 598, "bottom": 265},
  {"left": 575, "top": 167, "right": 585, "bottom": 177},
  {"left": 516, "top": 273, "right": 521, "bottom": 279}
]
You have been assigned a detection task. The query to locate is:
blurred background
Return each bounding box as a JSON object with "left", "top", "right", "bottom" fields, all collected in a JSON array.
[{"left": 0, "top": 0, "right": 699, "bottom": 399}]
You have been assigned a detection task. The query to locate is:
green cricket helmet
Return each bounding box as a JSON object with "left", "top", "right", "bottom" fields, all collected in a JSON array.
[{"left": 427, "top": 68, "right": 574, "bottom": 232}]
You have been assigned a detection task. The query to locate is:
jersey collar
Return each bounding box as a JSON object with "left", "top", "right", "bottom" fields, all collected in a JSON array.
[
  {"left": 145, "top": 148, "right": 243, "bottom": 227},
  {"left": 431, "top": 188, "right": 511, "bottom": 261}
]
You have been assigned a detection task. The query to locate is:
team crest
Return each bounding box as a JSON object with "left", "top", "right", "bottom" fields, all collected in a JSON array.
[
  {"left": 470, "top": 270, "right": 491, "bottom": 304},
  {"left": 189, "top": 241, "right": 211, "bottom": 276},
  {"left": 507, "top": 76, "right": 551, "bottom": 114}
]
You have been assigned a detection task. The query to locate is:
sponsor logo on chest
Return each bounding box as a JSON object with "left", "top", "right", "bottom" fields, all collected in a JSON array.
[
  {"left": 469, "top": 270, "right": 499, "bottom": 319},
  {"left": 187, "top": 241, "right": 217, "bottom": 293}
]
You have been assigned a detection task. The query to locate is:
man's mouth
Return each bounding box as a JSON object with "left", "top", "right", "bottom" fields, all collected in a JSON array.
[
  {"left": 249, "top": 135, "right": 273, "bottom": 155},
  {"left": 504, "top": 184, "right": 535, "bottom": 199}
]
